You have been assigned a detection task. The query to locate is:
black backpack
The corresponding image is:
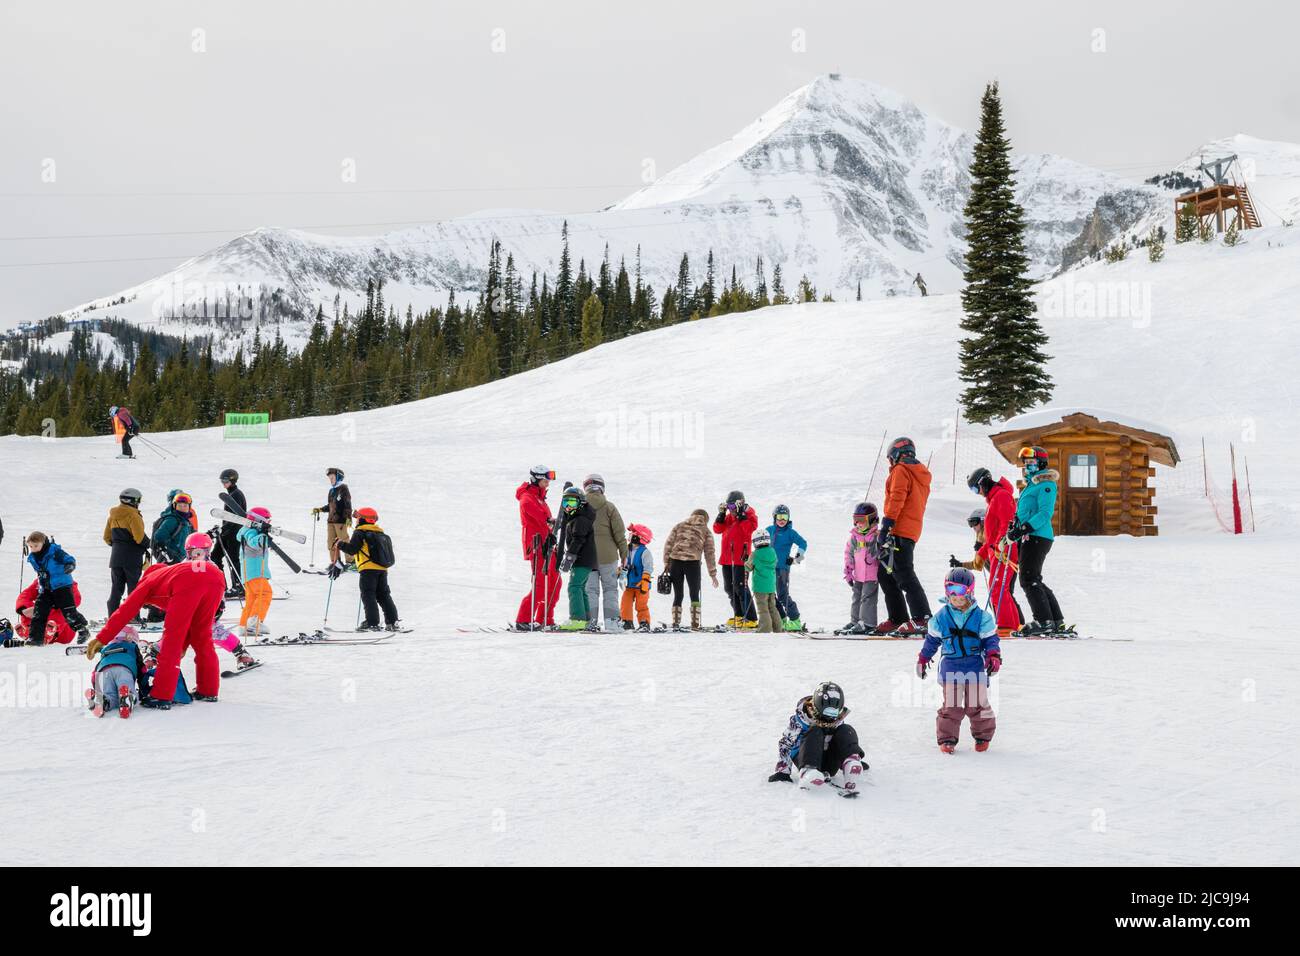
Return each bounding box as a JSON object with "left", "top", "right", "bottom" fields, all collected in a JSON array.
[{"left": 364, "top": 530, "right": 395, "bottom": 569}]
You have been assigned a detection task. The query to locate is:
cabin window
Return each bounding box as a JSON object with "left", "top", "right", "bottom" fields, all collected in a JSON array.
[{"left": 1068, "top": 453, "right": 1098, "bottom": 489}]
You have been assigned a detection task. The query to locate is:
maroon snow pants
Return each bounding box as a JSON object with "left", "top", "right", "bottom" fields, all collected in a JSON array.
[{"left": 936, "top": 672, "right": 996, "bottom": 744}]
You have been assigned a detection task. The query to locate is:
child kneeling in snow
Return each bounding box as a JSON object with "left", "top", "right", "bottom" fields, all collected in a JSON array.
[
  {"left": 916, "top": 567, "right": 1002, "bottom": 753},
  {"left": 767, "top": 681, "right": 868, "bottom": 792},
  {"left": 85, "top": 626, "right": 150, "bottom": 717}
]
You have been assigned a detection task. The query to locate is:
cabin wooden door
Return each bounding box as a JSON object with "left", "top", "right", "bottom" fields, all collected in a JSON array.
[{"left": 1062, "top": 451, "right": 1103, "bottom": 535}]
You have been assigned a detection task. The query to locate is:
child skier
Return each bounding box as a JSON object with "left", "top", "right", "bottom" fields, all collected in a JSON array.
[
  {"left": 618, "top": 523, "right": 655, "bottom": 632},
  {"left": 556, "top": 484, "right": 599, "bottom": 632},
  {"left": 950, "top": 508, "right": 987, "bottom": 570},
  {"left": 238, "top": 506, "right": 275, "bottom": 638},
  {"left": 916, "top": 567, "right": 1002, "bottom": 753},
  {"left": 767, "top": 681, "right": 868, "bottom": 792},
  {"left": 23, "top": 532, "right": 91, "bottom": 645},
  {"left": 332, "top": 506, "right": 401, "bottom": 632},
  {"left": 841, "top": 502, "right": 880, "bottom": 634},
  {"left": 766, "top": 504, "right": 808, "bottom": 631},
  {"left": 84, "top": 625, "right": 149, "bottom": 718},
  {"left": 14, "top": 577, "right": 84, "bottom": 645},
  {"left": 745, "top": 529, "right": 781, "bottom": 633}
]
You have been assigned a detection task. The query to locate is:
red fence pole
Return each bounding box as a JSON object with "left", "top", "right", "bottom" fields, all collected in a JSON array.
[{"left": 1230, "top": 443, "right": 1243, "bottom": 534}]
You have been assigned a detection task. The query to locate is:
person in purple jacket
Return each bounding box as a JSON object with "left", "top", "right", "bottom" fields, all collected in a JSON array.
[{"left": 916, "top": 567, "right": 1002, "bottom": 754}]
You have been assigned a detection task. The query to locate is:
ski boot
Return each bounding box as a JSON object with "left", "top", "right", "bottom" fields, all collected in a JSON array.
[
  {"left": 783, "top": 618, "right": 804, "bottom": 632},
  {"left": 797, "top": 766, "right": 827, "bottom": 789},
  {"left": 232, "top": 643, "right": 259, "bottom": 671},
  {"left": 85, "top": 686, "right": 105, "bottom": 718},
  {"left": 622, "top": 620, "right": 634, "bottom": 631},
  {"left": 738, "top": 618, "right": 758, "bottom": 630},
  {"left": 1049, "top": 621, "right": 1075, "bottom": 637},
  {"left": 558, "top": 620, "right": 588, "bottom": 632},
  {"left": 637, "top": 621, "right": 650, "bottom": 633},
  {"left": 192, "top": 691, "right": 219, "bottom": 703},
  {"left": 1014, "top": 620, "right": 1052, "bottom": 637},
  {"left": 938, "top": 740, "right": 957, "bottom": 755},
  {"left": 514, "top": 621, "right": 541, "bottom": 632},
  {"left": 139, "top": 696, "right": 171, "bottom": 711},
  {"left": 894, "top": 617, "right": 929, "bottom": 637},
  {"left": 974, "top": 739, "right": 991, "bottom": 753},
  {"left": 839, "top": 756, "right": 866, "bottom": 793},
  {"left": 584, "top": 620, "right": 603, "bottom": 633},
  {"left": 356, "top": 623, "right": 383, "bottom": 633},
  {"left": 385, "top": 621, "right": 405, "bottom": 632},
  {"left": 870, "top": 620, "right": 898, "bottom": 636},
  {"left": 118, "top": 685, "right": 135, "bottom": 719},
  {"left": 76, "top": 627, "right": 91, "bottom": 645}
]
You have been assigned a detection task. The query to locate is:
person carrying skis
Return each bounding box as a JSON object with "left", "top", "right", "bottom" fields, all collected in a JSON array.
[
  {"left": 1006, "top": 446, "right": 1065, "bottom": 636},
  {"left": 14, "top": 577, "right": 84, "bottom": 645},
  {"left": 767, "top": 681, "right": 868, "bottom": 792},
  {"left": 766, "top": 504, "right": 807, "bottom": 631},
  {"left": 875, "top": 436, "right": 932, "bottom": 635},
  {"left": 745, "top": 529, "right": 781, "bottom": 633},
  {"left": 842, "top": 502, "right": 880, "bottom": 634},
  {"left": 93, "top": 532, "right": 226, "bottom": 709},
  {"left": 662, "top": 508, "right": 719, "bottom": 631},
  {"left": 714, "top": 490, "right": 758, "bottom": 628},
  {"left": 103, "top": 487, "right": 150, "bottom": 617},
  {"left": 556, "top": 484, "right": 598, "bottom": 632},
  {"left": 332, "top": 506, "right": 401, "bottom": 632},
  {"left": 151, "top": 491, "right": 195, "bottom": 564},
  {"left": 515, "top": 466, "right": 561, "bottom": 631},
  {"left": 965, "top": 467, "right": 1024, "bottom": 633},
  {"left": 618, "top": 523, "right": 654, "bottom": 632},
  {"left": 314, "top": 467, "right": 353, "bottom": 565},
  {"left": 916, "top": 567, "right": 1001, "bottom": 753},
  {"left": 23, "top": 531, "right": 92, "bottom": 645},
  {"left": 237, "top": 506, "right": 275, "bottom": 638},
  {"left": 109, "top": 405, "right": 140, "bottom": 459},
  {"left": 214, "top": 468, "right": 247, "bottom": 597},
  {"left": 581, "top": 474, "right": 629, "bottom": 633}
]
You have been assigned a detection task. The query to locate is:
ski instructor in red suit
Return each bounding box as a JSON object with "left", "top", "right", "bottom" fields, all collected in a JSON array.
[
  {"left": 93, "top": 532, "right": 227, "bottom": 706},
  {"left": 515, "top": 465, "right": 561, "bottom": 630}
]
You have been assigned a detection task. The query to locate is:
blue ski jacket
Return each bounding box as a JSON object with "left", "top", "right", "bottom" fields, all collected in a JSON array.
[
  {"left": 1016, "top": 470, "right": 1059, "bottom": 540},
  {"left": 238, "top": 525, "right": 272, "bottom": 581},
  {"left": 27, "top": 542, "right": 77, "bottom": 592},
  {"left": 765, "top": 522, "right": 808, "bottom": 566},
  {"left": 920, "top": 602, "right": 1000, "bottom": 679}
]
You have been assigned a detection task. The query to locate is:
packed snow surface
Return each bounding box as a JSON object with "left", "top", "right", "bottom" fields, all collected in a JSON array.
[{"left": 2, "top": 227, "right": 1296, "bottom": 864}]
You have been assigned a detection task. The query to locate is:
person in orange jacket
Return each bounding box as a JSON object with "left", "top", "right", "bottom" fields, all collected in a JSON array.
[{"left": 874, "top": 436, "right": 932, "bottom": 635}]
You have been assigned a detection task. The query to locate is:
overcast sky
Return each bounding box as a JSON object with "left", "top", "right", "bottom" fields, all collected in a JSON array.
[{"left": 2, "top": 0, "right": 1297, "bottom": 325}]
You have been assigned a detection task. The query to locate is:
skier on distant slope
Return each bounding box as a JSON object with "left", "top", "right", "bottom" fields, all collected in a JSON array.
[
  {"left": 874, "top": 437, "right": 932, "bottom": 635},
  {"left": 515, "top": 466, "right": 560, "bottom": 631},
  {"left": 916, "top": 567, "right": 1001, "bottom": 754},
  {"left": 94, "top": 531, "right": 226, "bottom": 709},
  {"left": 714, "top": 491, "right": 758, "bottom": 628},
  {"left": 767, "top": 681, "right": 868, "bottom": 793},
  {"left": 109, "top": 405, "right": 140, "bottom": 459}
]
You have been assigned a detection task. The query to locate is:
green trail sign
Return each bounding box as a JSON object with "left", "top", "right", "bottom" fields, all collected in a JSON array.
[{"left": 224, "top": 412, "right": 270, "bottom": 441}]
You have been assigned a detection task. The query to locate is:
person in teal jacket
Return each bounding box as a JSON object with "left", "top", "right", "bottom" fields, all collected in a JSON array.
[
  {"left": 766, "top": 504, "right": 808, "bottom": 631},
  {"left": 1008, "top": 446, "right": 1064, "bottom": 635},
  {"left": 745, "top": 530, "right": 781, "bottom": 632}
]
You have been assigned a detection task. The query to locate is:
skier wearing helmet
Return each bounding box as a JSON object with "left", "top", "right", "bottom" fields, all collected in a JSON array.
[
  {"left": 966, "top": 466, "right": 1024, "bottom": 634},
  {"left": 214, "top": 468, "right": 247, "bottom": 597},
  {"left": 237, "top": 507, "right": 275, "bottom": 639},
  {"left": 581, "top": 473, "right": 629, "bottom": 633},
  {"left": 618, "top": 523, "right": 654, "bottom": 631},
  {"left": 515, "top": 466, "right": 561, "bottom": 630},
  {"left": 555, "top": 483, "right": 598, "bottom": 631},
  {"left": 713, "top": 490, "right": 758, "bottom": 628},
  {"left": 333, "top": 506, "right": 401, "bottom": 631},
  {"left": 103, "top": 487, "right": 150, "bottom": 616},
  {"left": 1007, "top": 445, "right": 1065, "bottom": 636},
  {"left": 93, "top": 531, "right": 227, "bottom": 708},
  {"left": 840, "top": 502, "right": 880, "bottom": 634}
]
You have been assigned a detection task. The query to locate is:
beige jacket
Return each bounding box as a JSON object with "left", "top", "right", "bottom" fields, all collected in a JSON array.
[{"left": 663, "top": 510, "right": 718, "bottom": 575}]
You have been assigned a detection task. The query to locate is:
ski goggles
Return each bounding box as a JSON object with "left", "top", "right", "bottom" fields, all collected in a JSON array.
[
  {"left": 820, "top": 705, "right": 842, "bottom": 719},
  {"left": 945, "top": 582, "right": 975, "bottom": 598},
  {"left": 562, "top": 497, "right": 580, "bottom": 510},
  {"left": 536, "top": 469, "right": 556, "bottom": 481},
  {"left": 172, "top": 494, "right": 193, "bottom": 506}
]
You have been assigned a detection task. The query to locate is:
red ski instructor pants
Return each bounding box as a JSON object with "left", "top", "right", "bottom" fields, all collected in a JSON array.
[{"left": 517, "top": 552, "right": 561, "bottom": 626}]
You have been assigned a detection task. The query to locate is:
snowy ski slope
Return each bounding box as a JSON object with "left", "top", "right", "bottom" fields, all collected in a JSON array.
[{"left": 2, "top": 227, "right": 1296, "bottom": 865}]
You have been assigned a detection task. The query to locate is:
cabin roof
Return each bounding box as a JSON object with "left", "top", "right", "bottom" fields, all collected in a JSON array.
[{"left": 989, "top": 408, "right": 1180, "bottom": 468}]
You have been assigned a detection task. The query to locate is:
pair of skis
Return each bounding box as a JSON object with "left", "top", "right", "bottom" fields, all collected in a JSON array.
[{"left": 211, "top": 492, "right": 305, "bottom": 574}]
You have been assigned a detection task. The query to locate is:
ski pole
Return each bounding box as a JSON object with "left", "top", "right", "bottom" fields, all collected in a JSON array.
[
  {"left": 139, "top": 435, "right": 177, "bottom": 458},
  {"left": 529, "top": 533, "right": 540, "bottom": 627},
  {"left": 310, "top": 513, "right": 318, "bottom": 568},
  {"left": 323, "top": 574, "right": 335, "bottom": 627},
  {"left": 19, "top": 541, "right": 27, "bottom": 592}
]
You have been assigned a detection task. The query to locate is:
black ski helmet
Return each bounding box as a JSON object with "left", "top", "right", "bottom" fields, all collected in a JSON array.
[
  {"left": 773, "top": 504, "right": 791, "bottom": 521},
  {"left": 966, "top": 467, "right": 993, "bottom": 495},
  {"left": 560, "top": 485, "right": 586, "bottom": 510},
  {"left": 220, "top": 468, "right": 239, "bottom": 484},
  {"left": 119, "top": 487, "right": 142, "bottom": 506},
  {"left": 812, "top": 681, "right": 846, "bottom": 720},
  {"left": 967, "top": 507, "right": 986, "bottom": 528},
  {"left": 853, "top": 501, "right": 878, "bottom": 524},
  {"left": 726, "top": 490, "right": 745, "bottom": 506},
  {"left": 326, "top": 467, "right": 344, "bottom": 480},
  {"left": 886, "top": 436, "right": 916, "bottom": 465}
]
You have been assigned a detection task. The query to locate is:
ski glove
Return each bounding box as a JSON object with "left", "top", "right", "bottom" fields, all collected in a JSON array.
[
  {"left": 879, "top": 517, "right": 895, "bottom": 536},
  {"left": 794, "top": 551, "right": 804, "bottom": 564},
  {"left": 949, "top": 554, "right": 962, "bottom": 568},
  {"left": 559, "top": 554, "right": 576, "bottom": 573},
  {"left": 768, "top": 771, "right": 792, "bottom": 783},
  {"left": 985, "top": 650, "right": 1002, "bottom": 676},
  {"left": 786, "top": 556, "right": 795, "bottom": 567},
  {"left": 85, "top": 637, "right": 103, "bottom": 660},
  {"left": 327, "top": 563, "right": 344, "bottom": 580},
  {"left": 916, "top": 655, "right": 931, "bottom": 680},
  {"left": 1005, "top": 520, "right": 1029, "bottom": 544}
]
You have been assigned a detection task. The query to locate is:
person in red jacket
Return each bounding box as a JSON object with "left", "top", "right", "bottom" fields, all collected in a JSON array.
[
  {"left": 93, "top": 532, "right": 226, "bottom": 708},
  {"left": 713, "top": 490, "right": 759, "bottom": 628},
  {"left": 515, "top": 466, "right": 562, "bottom": 631},
  {"left": 967, "top": 468, "right": 1024, "bottom": 633},
  {"left": 875, "top": 437, "right": 932, "bottom": 635},
  {"left": 15, "top": 580, "right": 83, "bottom": 644}
]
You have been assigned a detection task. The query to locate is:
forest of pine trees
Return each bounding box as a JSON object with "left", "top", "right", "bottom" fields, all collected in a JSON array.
[{"left": 0, "top": 227, "right": 792, "bottom": 437}]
